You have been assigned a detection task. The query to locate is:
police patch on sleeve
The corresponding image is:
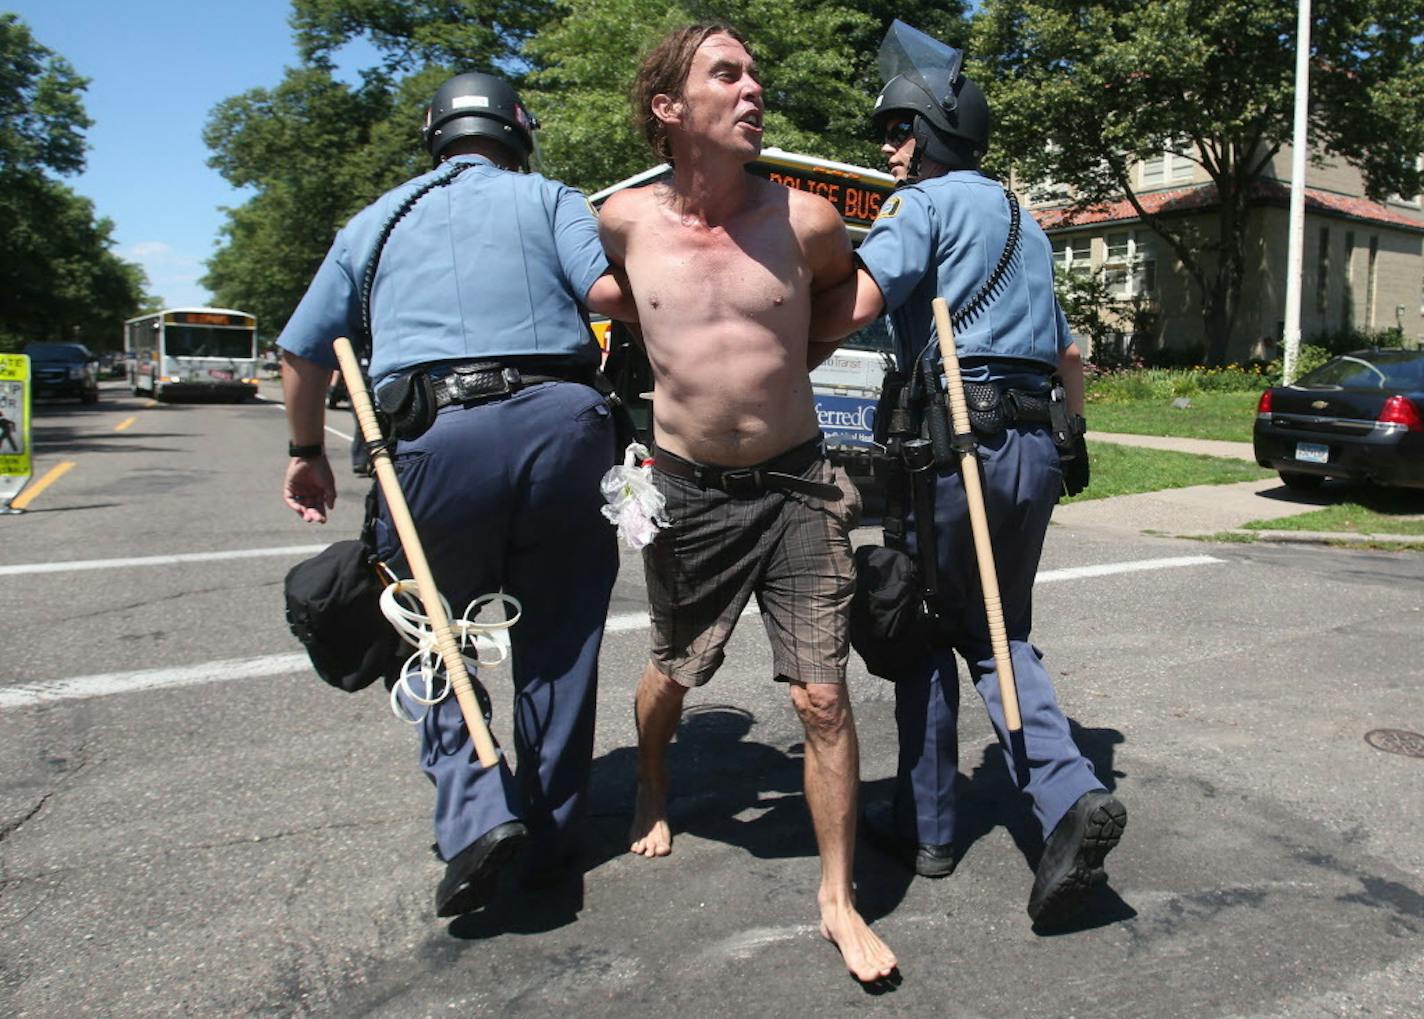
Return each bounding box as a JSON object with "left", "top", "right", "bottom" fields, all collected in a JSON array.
[{"left": 878, "top": 195, "right": 902, "bottom": 219}]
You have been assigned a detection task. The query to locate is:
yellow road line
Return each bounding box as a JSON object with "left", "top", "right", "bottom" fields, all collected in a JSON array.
[
  {"left": 114, "top": 416, "right": 137, "bottom": 432},
  {"left": 11, "top": 461, "right": 76, "bottom": 510}
]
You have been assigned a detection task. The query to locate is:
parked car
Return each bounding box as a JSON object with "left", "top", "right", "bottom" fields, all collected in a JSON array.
[
  {"left": 23, "top": 341, "right": 100, "bottom": 404},
  {"left": 1253, "top": 348, "right": 1424, "bottom": 490},
  {"left": 98, "top": 351, "right": 128, "bottom": 379}
]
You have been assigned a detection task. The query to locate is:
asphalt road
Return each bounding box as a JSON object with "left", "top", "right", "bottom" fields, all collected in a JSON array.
[{"left": 2, "top": 381, "right": 1422, "bottom": 1017}]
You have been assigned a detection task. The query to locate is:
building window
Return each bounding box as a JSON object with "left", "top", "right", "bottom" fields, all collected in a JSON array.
[
  {"left": 1102, "top": 230, "right": 1156, "bottom": 298},
  {"left": 1139, "top": 150, "right": 1195, "bottom": 188},
  {"left": 1052, "top": 236, "right": 1092, "bottom": 274},
  {"left": 1315, "top": 227, "right": 1329, "bottom": 314}
]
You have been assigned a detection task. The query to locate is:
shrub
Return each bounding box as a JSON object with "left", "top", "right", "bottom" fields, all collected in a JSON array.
[
  {"left": 1306, "top": 326, "right": 1407, "bottom": 354},
  {"left": 1085, "top": 363, "right": 1275, "bottom": 403}
]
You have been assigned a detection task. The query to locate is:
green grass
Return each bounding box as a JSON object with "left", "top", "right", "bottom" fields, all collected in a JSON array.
[
  {"left": 1241, "top": 487, "right": 1424, "bottom": 535},
  {"left": 1085, "top": 391, "right": 1260, "bottom": 442},
  {"left": 1061, "top": 440, "right": 1273, "bottom": 503}
]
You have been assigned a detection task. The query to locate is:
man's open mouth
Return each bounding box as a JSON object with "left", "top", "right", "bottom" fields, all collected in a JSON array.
[{"left": 736, "top": 110, "right": 763, "bottom": 131}]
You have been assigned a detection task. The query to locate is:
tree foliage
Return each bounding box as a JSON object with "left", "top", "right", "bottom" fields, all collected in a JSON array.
[
  {"left": 974, "top": 0, "right": 1424, "bottom": 364},
  {"left": 0, "top": 15, "right": 148, "bottom": 352}
]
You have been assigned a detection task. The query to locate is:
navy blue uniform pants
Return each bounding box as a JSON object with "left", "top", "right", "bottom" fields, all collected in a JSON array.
[
  {"left": 374, "top": 381, "right": 618, "bottom": 871},
  {"left": 897, "top": 425, "right": 1103, "bottom": 846}
]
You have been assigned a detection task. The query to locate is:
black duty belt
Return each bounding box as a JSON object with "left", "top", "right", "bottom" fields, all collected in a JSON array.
[
  {"left": 654, "top": 437, "right": 842, "bottom": 500},
  {"left": 963, "top": 380, "right": 1053, "bottom": 435},
  {"left": 430, "top": 361, "right": 587, "bottom": 409}
]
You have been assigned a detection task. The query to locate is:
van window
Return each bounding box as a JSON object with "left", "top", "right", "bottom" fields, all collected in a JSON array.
[{"left": 844, "top": 318, "right": 893, "bottom": 354}]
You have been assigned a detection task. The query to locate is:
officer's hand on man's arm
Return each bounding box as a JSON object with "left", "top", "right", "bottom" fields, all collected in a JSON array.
[{"left": 280, "top": 350, "right": 337, "bottom": 524}]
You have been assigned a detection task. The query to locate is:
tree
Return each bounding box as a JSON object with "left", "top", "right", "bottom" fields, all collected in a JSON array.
[
  {"left": 290, "top": 0, "right": 554, "bottom": 75},
  {"left": 0, "top": 15, "right": 148, "bottom": 351},
  {"left": 0, "top": 13, "right": 89, "bottom": 181},
  {"left": 974, "top": 0, "right": 1424, "bottom": 364}
]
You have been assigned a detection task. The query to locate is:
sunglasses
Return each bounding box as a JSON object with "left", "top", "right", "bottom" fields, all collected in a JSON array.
[{"left": 883, "top": 119, "right": 915, "bottom": 147}]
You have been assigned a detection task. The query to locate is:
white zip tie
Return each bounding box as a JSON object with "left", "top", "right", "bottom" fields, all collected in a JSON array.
[{"left": 378, "top": 579, "right": 522, "bottom": 725}]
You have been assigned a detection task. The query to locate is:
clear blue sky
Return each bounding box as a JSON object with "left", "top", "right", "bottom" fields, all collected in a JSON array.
[{"left": 9, "top": 0, "right": 374, "bottom": 311}]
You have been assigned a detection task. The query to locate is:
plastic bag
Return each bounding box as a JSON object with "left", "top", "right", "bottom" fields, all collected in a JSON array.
[{"left": 600, "top": 442, "right": 669, "bottom": 550}]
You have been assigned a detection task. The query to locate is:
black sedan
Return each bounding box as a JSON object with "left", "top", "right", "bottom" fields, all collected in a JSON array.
[{"left": 1253, "top": 348, "right": 1424, "bottom": 490}]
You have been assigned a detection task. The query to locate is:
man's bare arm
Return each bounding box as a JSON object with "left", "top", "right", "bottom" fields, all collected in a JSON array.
[
  {"left": 807, "top": 267, "right": 887, "bottom": 368},
  {"left": 586, "top": 266, "right": 638, "bottom": 322}
]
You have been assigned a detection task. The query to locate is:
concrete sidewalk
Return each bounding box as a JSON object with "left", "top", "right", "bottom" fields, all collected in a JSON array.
[{"left": 1055, "top": 431, "right": 1424, "bottom": 543}]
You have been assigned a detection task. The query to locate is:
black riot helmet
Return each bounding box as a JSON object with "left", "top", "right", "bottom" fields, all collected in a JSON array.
[
  {"left": 422, "top": 72, "right": 538, "bottom": 170},
  {"left": 874, "top": 20, "right": 988, "bottom": 180}
]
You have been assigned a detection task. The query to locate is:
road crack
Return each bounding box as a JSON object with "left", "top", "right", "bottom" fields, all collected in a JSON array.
[{"left": 0, "top": 793, "right": 54, "bottom": 846}]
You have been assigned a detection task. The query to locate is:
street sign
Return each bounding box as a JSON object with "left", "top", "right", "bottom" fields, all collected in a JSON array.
[{"left": 0, "top": 354, "right": 32, "bottom": 512}]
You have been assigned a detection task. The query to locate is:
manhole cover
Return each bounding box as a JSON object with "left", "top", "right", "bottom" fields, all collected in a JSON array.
[{"left": 1364, "top": 729, "right": 1424, "bottom": 758}]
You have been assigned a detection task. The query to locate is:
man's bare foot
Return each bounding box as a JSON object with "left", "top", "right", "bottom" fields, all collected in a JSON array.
[
  {"left": 819, "top": 900, "right": 898, "bottom": 983},
  {"left": 628, "top": 775, "right": 672, "bottom": 858}
]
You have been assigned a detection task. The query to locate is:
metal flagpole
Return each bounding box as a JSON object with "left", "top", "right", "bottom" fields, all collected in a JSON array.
[{"left": 1281, "top": 0, "right": 1312, "bottom": 385}]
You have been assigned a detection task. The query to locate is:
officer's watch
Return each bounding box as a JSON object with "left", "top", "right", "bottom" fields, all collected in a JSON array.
[{"left": 288, "top": 441, "right": 325, "bottom": 459}]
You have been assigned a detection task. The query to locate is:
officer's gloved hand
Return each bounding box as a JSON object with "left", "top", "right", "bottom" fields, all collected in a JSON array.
[{"left": 1060, "top": 421, "right": 1089, "bottom": 498}]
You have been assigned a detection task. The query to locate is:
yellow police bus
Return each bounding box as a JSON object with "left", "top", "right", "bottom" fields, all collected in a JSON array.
[
  {"left": 124, "top": 307, "right": 261, "bottom": 402},
  {"left": 589, "top": 148, "right": 897, "bottom": 480}
]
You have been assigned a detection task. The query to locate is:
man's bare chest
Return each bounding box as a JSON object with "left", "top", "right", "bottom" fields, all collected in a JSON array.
[{"left": 630, "top": 220, "right": 806, "bottom": 301}]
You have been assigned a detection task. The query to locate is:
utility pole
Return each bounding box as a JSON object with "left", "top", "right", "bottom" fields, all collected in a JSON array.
[{"left": 1281, "top": 0, "right": 1311, "bottom": 385}]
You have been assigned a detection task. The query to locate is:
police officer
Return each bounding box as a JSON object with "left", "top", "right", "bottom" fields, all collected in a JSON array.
[
  {"left": 278, "top": 72, "right": 634, "bottom": 917},
  {"left": 813, "top": 23, "right": 1125, "bottom": 929}
]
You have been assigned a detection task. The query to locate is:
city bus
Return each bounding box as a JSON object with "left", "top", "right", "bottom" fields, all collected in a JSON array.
[
  {"left": 589, "top": 148, "right": 897, "bottom": 483},
  {"left": 124, "top": 307, "right": 261, "bottom": 402}
]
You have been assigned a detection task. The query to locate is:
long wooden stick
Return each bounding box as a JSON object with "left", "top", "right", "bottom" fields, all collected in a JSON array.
[
  {"left": 931, "top": 299, "right": 1023, "bottom": 733},
  {"left": 333, "top": 337, "right": 500, "bottom": 767}
]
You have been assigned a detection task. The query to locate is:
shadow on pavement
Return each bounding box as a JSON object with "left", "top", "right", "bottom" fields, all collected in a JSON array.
[
  {"left": 449, "top": 705, "right": 907, "bottom": 939},
  {"left": 30, "top": 424, "right": 188, "bottom": 456},
  {"left": 446, "top": 711, "right": 1136, "bottom": 942},
  {"left": 1257, "top": 480, "right": 1424, "bottom": 513}
]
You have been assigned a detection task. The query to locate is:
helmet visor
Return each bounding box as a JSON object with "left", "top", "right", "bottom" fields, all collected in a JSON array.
[{"left": 878, "top": 19, "right": 964, "bottom": 111}]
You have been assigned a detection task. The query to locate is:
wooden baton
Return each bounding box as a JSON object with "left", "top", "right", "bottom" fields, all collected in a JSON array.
[
  {"left": 333, "top": 336, "right": 501, "bottom": 767},
  {"left": 931, "top": 298, "right": 1023, "bottom": 733}
]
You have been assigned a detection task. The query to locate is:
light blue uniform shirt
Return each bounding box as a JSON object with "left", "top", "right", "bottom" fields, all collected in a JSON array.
[
  {"left": 277, "top": 155, "right": 609, "bottom": 386},
  {"left": 857, "top": 170, "right": 1072, "bottom": 390}
]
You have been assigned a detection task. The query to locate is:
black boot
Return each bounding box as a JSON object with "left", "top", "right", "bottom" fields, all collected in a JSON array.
[
  {"left": 1027, "top": 791, "right": 1126, "bottom": 928},
  {"left": 435, "top": 821, "right": 529, "bottom": 917},
  {"left": 861, "top": 800, "right": 956, "bottom": 878}
]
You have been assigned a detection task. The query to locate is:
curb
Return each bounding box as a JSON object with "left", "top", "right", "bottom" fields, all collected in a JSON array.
[{"left": 1230, "top": 529, "right": 1424, "bottom": 546}]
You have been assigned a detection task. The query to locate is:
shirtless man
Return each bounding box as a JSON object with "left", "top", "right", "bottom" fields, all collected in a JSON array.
[{"left": 598, "top": 22, "right": 897, "bottom": 983}]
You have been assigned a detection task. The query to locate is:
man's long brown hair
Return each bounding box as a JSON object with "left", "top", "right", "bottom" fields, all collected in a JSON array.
[{"left": 631, "top": 21, "right": 751, "bottom": 163}]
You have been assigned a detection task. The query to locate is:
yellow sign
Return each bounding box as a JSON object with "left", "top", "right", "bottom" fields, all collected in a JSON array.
[{"left": 0, "top": 354, "right": 32, "bottom": 508}]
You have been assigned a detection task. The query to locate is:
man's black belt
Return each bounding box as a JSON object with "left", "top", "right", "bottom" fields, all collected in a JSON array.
[
  {"left": 654, "top": 437, "right": 842, "bottom": 499},
  {"left": 430, "top": 361, "right": 588, "bottom": 409}
]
